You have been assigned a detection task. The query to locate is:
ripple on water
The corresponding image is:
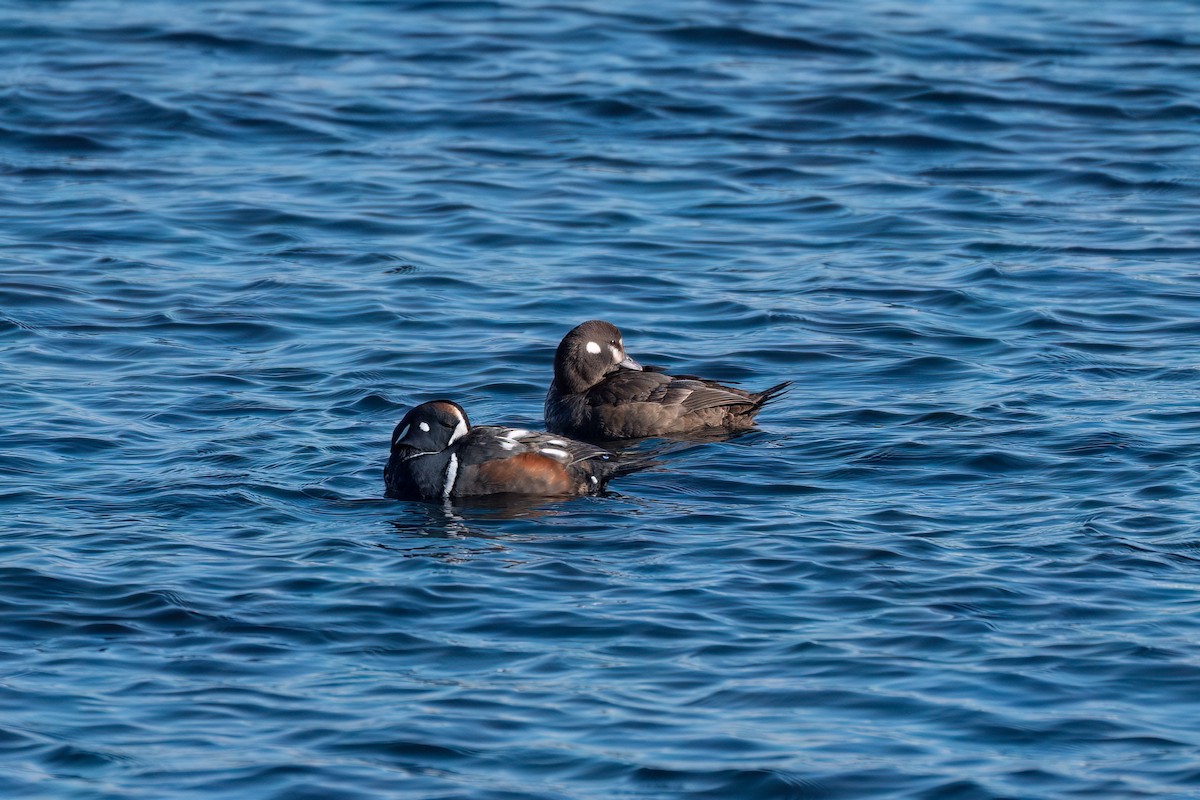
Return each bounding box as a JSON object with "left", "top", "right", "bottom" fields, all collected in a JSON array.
[{"left": 2, "top": 0, "right": 1200, "bottom": 798}]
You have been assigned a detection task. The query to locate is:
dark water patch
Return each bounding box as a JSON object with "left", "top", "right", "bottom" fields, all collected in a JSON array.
[
  {"left": 104, "top": 27, "right": 358, "bottom": 60},
  {"left": 877, "top": 355, "right": 984, "bottom": 380},
  {"left": 0, "top": 126, "right": 115, "bottom": 153},
  {"left": 656, "top": 25, "right": 873, "bottom": 58},
  {"left": 836, "top": 133, "right": 1009, "bottom": 154}
]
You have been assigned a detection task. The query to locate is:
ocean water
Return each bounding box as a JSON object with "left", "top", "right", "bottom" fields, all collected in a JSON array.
[{"left": 3, "top": 0, "right": 1200, "bottom": 797}]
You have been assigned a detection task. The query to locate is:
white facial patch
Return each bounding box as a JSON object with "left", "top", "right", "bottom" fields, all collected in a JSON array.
[
  {"left": 419, "top": 421, "right": 430, "bottom": 432},
  {"left": 446, "top": 406, "right": 469, "bottom": 446},
  {"left": 586, "top": 341, "right": 601, "bottom": 355},
  {"left": 609, "top": 345, "right": 621, "bottom": 362},
  {"left": 393, "top": 424, "right": 411, "bottom": 446}
]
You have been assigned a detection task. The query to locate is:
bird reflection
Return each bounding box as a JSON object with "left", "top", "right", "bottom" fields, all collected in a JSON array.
[
  {"left": 383, "top": 492, "right": 576, "bottom": 542},
  {"left": 594, "top": 425, "right": 759, "bottom": 456}
]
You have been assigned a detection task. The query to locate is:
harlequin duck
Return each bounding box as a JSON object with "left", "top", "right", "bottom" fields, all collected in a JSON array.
[
  {"left": 385, "top": 400, "right": 647, "bottom": 502},
  {"left": 544, "top": 320, "right": 791, "bottom": 440}
]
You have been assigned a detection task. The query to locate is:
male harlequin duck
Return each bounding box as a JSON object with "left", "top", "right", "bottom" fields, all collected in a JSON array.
[
  {"left": 384, "top": 400, "right": 646, "bottom": 502},
  {"left": 544, "top": 320, "right": 791, "bottom": 441}
]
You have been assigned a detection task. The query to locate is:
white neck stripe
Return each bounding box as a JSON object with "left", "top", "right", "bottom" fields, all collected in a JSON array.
[{"left": 443, "top": 453, "right": 459, "bottom": 501}]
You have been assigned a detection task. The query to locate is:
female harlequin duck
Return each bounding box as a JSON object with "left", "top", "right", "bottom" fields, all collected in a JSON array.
[
  {"left": 545, "top": 320, "right": 791, "bottom": 441},
  {"left": 385, "top": 400, "right": 645, "bottom": 502}
]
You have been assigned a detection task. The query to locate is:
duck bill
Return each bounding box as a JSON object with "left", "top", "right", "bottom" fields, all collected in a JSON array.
[{"left": 617, "top": 354, "right": 642, "bottom": 371}]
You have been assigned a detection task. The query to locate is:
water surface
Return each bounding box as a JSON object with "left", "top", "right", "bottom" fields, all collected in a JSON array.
[{"left": 3, "top": 0, "right": 1200, "bottom": 797}]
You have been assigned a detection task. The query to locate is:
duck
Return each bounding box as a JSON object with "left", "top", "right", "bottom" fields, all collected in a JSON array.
[
  {"left": 385, "top": 400, "right": 646, "bottom": 501},
  {"left": 544, "top": 320, "right": 790, "bottom": 440}
]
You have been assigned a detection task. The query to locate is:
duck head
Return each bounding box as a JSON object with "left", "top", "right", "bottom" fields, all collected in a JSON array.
[{"left": 553, "top": 319, "right": 642, "bottom": 394}]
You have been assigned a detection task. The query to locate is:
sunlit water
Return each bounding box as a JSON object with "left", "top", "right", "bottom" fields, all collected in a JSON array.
[{"left": 3, "top": 1, "right": 1200, "bottom": 797}]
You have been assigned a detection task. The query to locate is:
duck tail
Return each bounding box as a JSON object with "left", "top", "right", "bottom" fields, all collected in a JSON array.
[
  {"left": 750, "top": 380, "right": 792, "bottom": 412},
  {"left": 595, "top": 453, "right": 658, "bottom": 490},
  {"left": 610, "top": 453, "right": 658, "bottom": 480}
]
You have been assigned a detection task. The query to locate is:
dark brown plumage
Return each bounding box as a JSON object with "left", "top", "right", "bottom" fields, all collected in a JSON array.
[{"left": 544, "top": 320, "right": 791, "bottom": 440}]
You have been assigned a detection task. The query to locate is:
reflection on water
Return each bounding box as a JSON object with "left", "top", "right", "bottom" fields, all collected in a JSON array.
[{"left": 387, "top": 494, "right": 576, "bottom": 537}]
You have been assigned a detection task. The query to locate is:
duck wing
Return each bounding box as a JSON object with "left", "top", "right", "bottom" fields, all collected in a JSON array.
[
  {"left": 467, "top": 426, "right": 610, "bottom": 466},
  {"left": 594, "top": 370, "right": 755, "bottom": 412}
]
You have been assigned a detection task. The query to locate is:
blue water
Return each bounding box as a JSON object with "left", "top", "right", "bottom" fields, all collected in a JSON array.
[{"left": 3, "top": 0, "right": 1200, "bottom": 797}]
